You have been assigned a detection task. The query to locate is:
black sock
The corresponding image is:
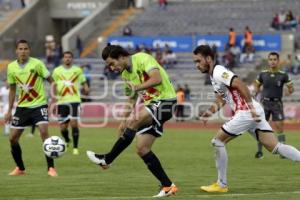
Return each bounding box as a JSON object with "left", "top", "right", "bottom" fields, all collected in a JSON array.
[
  {"left": 31, "top": 125, "right": 36, "bottom": 135},
  {"left": 11, "top": 143, "right": 25, "bottom": 170},
  {"left": 105, "top": 128, "right": 136, "bottom": 164},
  {"left": 141, "top": 151, "right": 172, "bottom": 187},
  {"left": 61, "top": 129, "right": 70, "bottom": 143},
  {"left": 257, "top": 142, "right": 263, "bottom": 153},
  {"left": 72, "top": 127, "right": 79, "bottom": 148},
  {"left": 45, "top": 155, "right": 54, "bottom": 169}
]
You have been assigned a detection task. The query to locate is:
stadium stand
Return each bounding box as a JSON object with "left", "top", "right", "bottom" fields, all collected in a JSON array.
[{"left": 112, "top": 0, "right": 300, "bottom": 36}]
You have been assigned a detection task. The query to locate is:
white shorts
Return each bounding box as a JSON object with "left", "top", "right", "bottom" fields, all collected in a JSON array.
[{"left": 222, "top": 101, "right": 273, "bottom": 136}]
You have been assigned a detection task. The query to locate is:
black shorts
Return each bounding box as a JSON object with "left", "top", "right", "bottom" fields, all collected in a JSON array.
[
  {"left": 57, "top": 103, "right": 80, "bottom": 123},
  {"left": 262, "top": 100, "right": 284, "bottom": 121},
  {"left": 11, "top": 105, "right": 48, "bottom": 129},
  {"left": 137, "top": 99, "right": 177, "bottom": 137}
]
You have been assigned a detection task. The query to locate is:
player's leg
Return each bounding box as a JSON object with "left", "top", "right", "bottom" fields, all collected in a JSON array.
[
  {"left": 9, "top": 128, "right": 26, "bottom": 175},
  {"left": 87, "top": 106, "right": 152, "bottom": 167},
  {"left": 136, "top": 133, "right": 177, "bottom": 197},
  {"left": 9, "top": 107, "right": 28, "bottom": 175},
  {"left": 58, "top": 104, "right": 71, "bottom": 144},
  {"left": 201, "top": 109, "right": 255, "bottom": 193},
  {"left": 60, "top": 122, "right": 70, "bottom": 145},
  {"left": 258, "top": 130, "right": 300, "bottom": 161},
  {"left": 272, "top": 101, "right": 285, "bottom": 145},
  {"left": 255, "top": 102, "right": 271, "bottom": 159},
  {"left": 35, "top": 105, "right": 57, "bottom": 176},
  {"left": 70, "top": 119, "right": 79, "bottom": 155},
  {"left": 201, "top": 129, "right": 234, "bottom": 193},
  {"left": 37, "top": 123, "right": 57, "bottom": 176},
  {"left": 70, "top": 103, "right": 80, "bottom": 154}
]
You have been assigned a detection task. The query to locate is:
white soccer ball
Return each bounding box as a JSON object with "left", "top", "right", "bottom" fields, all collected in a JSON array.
[{"left": 43, "top": 136, "right": 66, "bottom": 158}]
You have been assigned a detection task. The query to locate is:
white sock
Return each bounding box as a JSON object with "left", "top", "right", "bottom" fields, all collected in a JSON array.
[
  {"left": 273, "top": 143, "right": 300, "bottom": 161},
  {"left": 211, "top": 138, "right": 228, "bottom": 187},
  {"left": 4, "top": 124, "right": 10, "bottom": 135}
]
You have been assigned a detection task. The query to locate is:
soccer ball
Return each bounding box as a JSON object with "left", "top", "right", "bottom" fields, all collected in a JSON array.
[{"left": 43, "top": 136, "right": 66, "bottom": 158}]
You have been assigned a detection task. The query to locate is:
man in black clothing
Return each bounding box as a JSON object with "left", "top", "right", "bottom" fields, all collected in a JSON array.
[{"left": 254, "top": 52, "right": 294, "bottom": 159}]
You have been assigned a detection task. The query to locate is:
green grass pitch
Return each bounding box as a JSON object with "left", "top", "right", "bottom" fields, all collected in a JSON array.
[{"left": 0, "top": 126, "right": 299, "bottom": 200}]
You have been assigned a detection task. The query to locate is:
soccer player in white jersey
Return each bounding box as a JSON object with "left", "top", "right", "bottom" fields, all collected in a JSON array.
[
  {"left": 193, "top": 45, "right": 300, "bottom": 193},
  {"left": 0, "top": 80, "right": 9, "bottom": 135}
]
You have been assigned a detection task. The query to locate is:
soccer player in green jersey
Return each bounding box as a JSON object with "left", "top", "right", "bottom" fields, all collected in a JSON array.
[
  {"left": 4, "top": 39, "right": 58, "bottom": 177},
  {"left": 86, "top": 45, "right": 178, "bottom": 197},
  {"left": 52, "top": 51, "right": 89, "bottom": 155}
]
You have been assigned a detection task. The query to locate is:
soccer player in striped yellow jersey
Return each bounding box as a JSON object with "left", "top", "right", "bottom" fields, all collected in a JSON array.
[
  {"left": 87, "top": 45, "right": 178, "bottom": 197},
  {"left": 5, "top": 39, "right": 57, "bottom": 177},
  {"left": 52, "top": 51, "right": 89, "bottom": 155}
]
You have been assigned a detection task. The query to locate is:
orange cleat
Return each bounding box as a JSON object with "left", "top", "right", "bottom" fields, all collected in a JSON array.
[
  {"left": 48, "top": 167, "right": 58, "bottom": 177},
  {"left": 9, "top": 167, "right": 25, "bottom": 176}
]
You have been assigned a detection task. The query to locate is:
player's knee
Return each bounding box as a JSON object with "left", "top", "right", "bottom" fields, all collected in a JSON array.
[
  {"left": 9, "top": 137, "right": 18, "bottom": 145},
  {"left": 211, "top": 138, "right": 225, "bottom": 147},
  {"left": 136, "top": 145, "right": 150, "bottom": 157}
]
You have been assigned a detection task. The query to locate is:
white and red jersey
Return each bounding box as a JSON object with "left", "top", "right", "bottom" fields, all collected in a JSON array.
[{"left": 210, "top": 65, "right": 251, "bottom": 112}]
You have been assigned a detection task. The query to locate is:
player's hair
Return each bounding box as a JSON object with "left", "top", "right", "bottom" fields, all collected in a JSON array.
[
  {"left": 15, "top": 39, "right": 30, "bottom": 49},
  {"left": 193, "top": 45, "right": 215, "bottom": 60},
  {"left": 102, "top": 44, "right": 130, "bottom": 60},
  {"left": 268, "top": 52, "right": 279, "bottom": 59},
  {"left": 63, "top": 51, "right": 74, "bottom": 57}
]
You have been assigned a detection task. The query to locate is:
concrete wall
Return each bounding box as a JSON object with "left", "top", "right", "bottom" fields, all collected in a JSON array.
[
  {"left": 48, "top": 0, "right": 109, "bottom": 19},
  {"left": 62, "top": 0, "right": 127, "bottom": 52},
  {"left": 0, "top": 0, "right": 58, "bottom": 59}
]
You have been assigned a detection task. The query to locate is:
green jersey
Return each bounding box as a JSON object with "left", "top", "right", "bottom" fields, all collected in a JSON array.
[
  {"left": 7, "top": 57, "right": 50, "bottom": 107},
  {"left": 122, "top": 52, "right": 176, "bottom": 104},
  {"left": 52, "top": 65, "right": 86, "bottom": 104}
]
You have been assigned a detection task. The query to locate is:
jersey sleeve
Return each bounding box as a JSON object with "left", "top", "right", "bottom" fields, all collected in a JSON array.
[
  {"left": 284, "top": 73, "right": 293, "bottom": 85},
  {"left": 256, "top": 73, "right": 263, "bottom": 84},
  {"left": 143, "top": 54, "right": 160, "bottom": 72},
  {"left": 37, "top": 61, "right": 50, "bottom": 79},
  {"left": 79, "top": 69, "right": 87, "bottom": 84},
  {"left": 52, "top": 69, "right": 59, "bottom": 82},
  {"left": 213, "top": 66, "right": 236, "bottom": 86},
  {"left": 7, "top": 65, "right": 16, "bottom": 85}
]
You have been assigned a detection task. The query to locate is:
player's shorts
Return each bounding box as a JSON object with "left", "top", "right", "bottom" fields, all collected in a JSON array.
[
  {"left": 262, "top": 98, "right": 284, "bottom": 121},
  {"left": 222, "top": 101, "right": 273, "bottom": 137},
  {"left": 57, "top": 103, "right": 80, "bottom": 123},
  {"left": 11, "top": 104, "right": 48, "bottom": 129},
  {"left": 137, "top": 98, "right": 177, "bottom": 137}
]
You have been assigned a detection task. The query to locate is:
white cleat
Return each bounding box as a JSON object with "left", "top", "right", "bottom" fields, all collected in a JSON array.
[
  {"left": 86, "top": 151, "right": 110, "bottom": 169},
  {"left": 153, "top": 183, "right": 178, "bottom": 198}
]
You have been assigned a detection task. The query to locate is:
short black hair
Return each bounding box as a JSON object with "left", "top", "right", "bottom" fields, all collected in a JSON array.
[
  {"left": 63, "top": 51, "right": 73, "bottom": 57},
  {"left": 268, "top": 52, "right": 279, "bottom": 59},
  {"left": 193, "top": 45, "right": 215, "bottom": 60},
  {"left": 15, "top": 39, "right": 30, "bottom": 49},
  {"left": 102, "top": 44, "right": 130, "bottom": 60}
]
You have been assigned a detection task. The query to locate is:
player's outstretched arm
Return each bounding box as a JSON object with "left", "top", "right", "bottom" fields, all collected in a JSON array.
[{"left": 199, "top": 94, "right": 225, "bottom": 125}]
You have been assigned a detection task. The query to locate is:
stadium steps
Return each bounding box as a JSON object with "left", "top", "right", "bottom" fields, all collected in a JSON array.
[
  {"left": 80, "top": 8, "right": 140, "bottom": 58},
  {"left": 0, "top": 9, "right": 23, "bottom": 33}
]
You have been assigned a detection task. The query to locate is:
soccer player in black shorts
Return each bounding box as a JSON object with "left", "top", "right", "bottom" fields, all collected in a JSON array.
[
  {"left": 254, "top": 52, "right": 294, "bottom": 159},
  {"left": 86, "top": 45, "right": 178, "bottom": 197},
  {"left": 52, "top": 51, "right": 89, "bottom": 155},
  {"left": 5, "top": 40, "right": 58, "bottom": 177}
]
